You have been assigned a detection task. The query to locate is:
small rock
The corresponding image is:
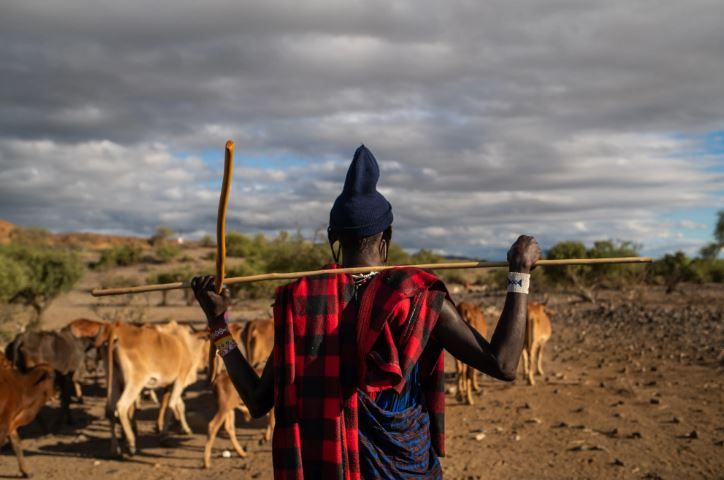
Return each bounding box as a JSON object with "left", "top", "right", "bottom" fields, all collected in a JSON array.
[
  {"left": 513, "top": 434, "right": 521, "bottom": 441},
  {"left": 93, "top": 461, "right": 101, "bottom": 466},
  {"left": 494, "top": 427, "right": 503, "bottom": 433},
  {"left": 222, "top": 450, "right": 232, "bottom": 458},
  {"left": 650, "top": 398, "right": 660, "bottom": 405},
  {"left": 612, "top": 458, "right": 624, "bottom": 467},
  {"left": 526, "top": 418, "right": 542, "bottom": 424},
  {"left": 685, "top": 430, "right": 699, "bottom": 440},
  {"left": 473, "top": 433, "right": 486, "bottom": 441},
  {"left": 629, "top": 431, "right": 642, "bottom": 439}
]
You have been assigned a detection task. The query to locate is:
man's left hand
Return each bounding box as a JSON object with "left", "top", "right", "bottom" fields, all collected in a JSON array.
[{"left": 191, "top": 275, "right": 232, "bottom": 322}]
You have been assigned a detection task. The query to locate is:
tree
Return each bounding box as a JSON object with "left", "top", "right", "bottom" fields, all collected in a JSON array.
[
  {"left": 652, "top": 251, "right": 699, "bottom": 293},
  {"left": 545, "top": 241, "right": 595, "bottom": 302},
  {"left": 0, "top": 255, "right": 29, "bottom": 302},
  {"left": 700, "top": 210, "right": 724, "bottom": 260},
  {"left": 149, "top": 225, "right": 175, "bottom": 246},
  {"left": 0, "top": 245, "right": 84, "bottom": 325}
]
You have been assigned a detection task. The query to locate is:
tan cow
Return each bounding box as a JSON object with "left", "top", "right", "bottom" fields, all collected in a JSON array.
[
  {"left": 97, "top": 320, "right": 207, "bottom": 456},
  {"left": 455, "top": 303, "right": 487, "bottom": 405},
  {"left": 521, "top": 303, "right": 552, "bottom": 386},
  {"left": 204, "top": 319, "right": 274, "bottom": 468},
  {"left": 0, "top": 352, "right": 55, "bottom": 478}
]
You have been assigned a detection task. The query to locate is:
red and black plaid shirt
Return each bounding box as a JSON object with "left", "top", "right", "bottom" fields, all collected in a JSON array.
[{"left": 272, "top": 264, "right": 448, "bottom": 480}]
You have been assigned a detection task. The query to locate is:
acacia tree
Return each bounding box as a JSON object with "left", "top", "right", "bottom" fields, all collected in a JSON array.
[
  {"left": 545, "top": 239, "right": 641, "bottom": 303},
  {"left": 700, "top": 210, "right": 724, "bottom": 260},
  {"left": 0, "top": 246, "right": 84, "bottom": 326}
]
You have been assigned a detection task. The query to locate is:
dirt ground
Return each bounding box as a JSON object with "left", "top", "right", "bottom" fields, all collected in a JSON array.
[{"left": 1, "top": 265, "right": 722, "bottom": 479}]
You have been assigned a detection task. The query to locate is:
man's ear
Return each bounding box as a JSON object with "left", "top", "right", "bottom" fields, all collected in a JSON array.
[{"left": 383, "top": 226, "right": 392, "bottom": 244}]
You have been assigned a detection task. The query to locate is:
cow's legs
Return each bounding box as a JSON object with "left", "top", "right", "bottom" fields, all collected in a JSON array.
[
  {"left": 156, "top": 389, "right": 171, "bottom": 433},
  {"left": 164, "top": 381, "right": 191, "bottom": 437},
  {"left": 55, "top": 372, "right": 74, "bottom": 428},
  {"left": 465, "top": 370, "right": 474, "bottom": 405},
  {"left": 455, "top": 359, "right": 465, "bottom": 402},
  {"left": 73, "top": 381, "right": 84, "bottom": 404},
  {"left": 173, "top": 399, "right": 192, "bottom": 435},
  {"left": 116, "top": 381, "right": 144, "bottom": 456},
  {"left": 203, "top": 409, "right": 226, "bottom": 468},
  {"left": 264, "top": 410, "right": 275, "bottom": 443},
  {"left": 527, "top": 343, "right": 537, "bottom": 385},
  {"left": 472, "top": 368, "right": 482, "bottom": 392},
  {"left": 9, "top": 430, "right": 30, "bottom": 478},
  {"left": 225, "top": 411, "right": 247, "bottom": 458},
  {"left": 536, "top": 341, "right": 546, "bottom": 376}
]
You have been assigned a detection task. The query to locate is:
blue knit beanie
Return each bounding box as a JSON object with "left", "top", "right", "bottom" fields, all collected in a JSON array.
[{"left": 329, "top": 145, "right": 393, "bottom": 237}]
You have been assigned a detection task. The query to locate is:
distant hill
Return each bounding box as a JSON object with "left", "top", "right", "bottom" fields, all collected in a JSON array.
[{"left": 0, "top": 219, "right": 148, "bottom": 250}]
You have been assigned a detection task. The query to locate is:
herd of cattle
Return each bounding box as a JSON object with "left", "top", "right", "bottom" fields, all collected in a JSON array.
[{"left": 0, "top": 302, "right": 552, "bottom": 478}]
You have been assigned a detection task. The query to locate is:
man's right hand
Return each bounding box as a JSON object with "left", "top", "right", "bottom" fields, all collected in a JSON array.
[{"left": 507, "top": 235, "right": 541, "bottom": 273}]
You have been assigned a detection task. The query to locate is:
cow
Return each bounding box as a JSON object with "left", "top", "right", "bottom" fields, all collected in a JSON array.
[
  {"left": 521, "top": 303, "right": 552, "bottom": 386},
  {"left": 65, "top": 318, "right": 106, "bottom": 400},
  {"left": 97, "top": 320, "right": 208, "bottom": 456},
  {"left": 6, "top": 327, "right": 87, "bottom": 426},
  {"left": 203, "top": 318, "right": 274, "bottom": 468},
  {"left": 455, "top": 302, "right": 488, "bottom": 405},
  {"left": 0, "top": 352, "right": 55, "bottom": 478}
]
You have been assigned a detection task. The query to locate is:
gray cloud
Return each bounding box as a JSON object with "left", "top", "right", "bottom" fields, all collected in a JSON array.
[{"left": 1, "top": 0, "right": 723, "bottom": 258}]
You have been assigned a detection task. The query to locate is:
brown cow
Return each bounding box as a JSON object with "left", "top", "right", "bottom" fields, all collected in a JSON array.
[
  {"left": 0, "top": 352, "right": 55, "bottom": 478},
  {"left": 521, "top": 303, "right": 552, "bottom": 386},
  {"left": 6, "top": 327, "right": 86, "bottom": 426},
  {"left": 203, "top": 319, "right": 274, "bottom": 468},
  {"left": 66, "top": 318, "right": 106, "bottom": 400},
  {"left": 98, "top": 320, "right": 207, "bottom": 456},
  {"left": 455, "top": 303, "right": 487, "bottom": 405}
]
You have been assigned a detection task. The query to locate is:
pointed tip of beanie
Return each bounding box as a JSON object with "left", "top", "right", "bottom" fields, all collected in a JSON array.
[{"left": 329, "top": 145, "right": 393, "bottom": 237}]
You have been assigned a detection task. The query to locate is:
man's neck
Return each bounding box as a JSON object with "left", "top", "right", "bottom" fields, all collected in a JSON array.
[{"left": 340, "top": 251, "right": 381, "bottom": 268}]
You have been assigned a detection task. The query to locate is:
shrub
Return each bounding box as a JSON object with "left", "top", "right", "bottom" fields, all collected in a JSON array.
[
  {"left": 199, "top": 234, "right": 215, "bottom": 248},
  {"left": 0, "top": 245, "right": 84, "bottom": 324},
  {"left": 155, "top": 242, "right": 182, "bottom": 263},
  {"left": 97, "top": 244, "right": 143, "bottom": 269},
  {"left": 149, "top": 225, "right": 174, "bottom": 246},
  {"left": 0, "top": 254, "right": 29, "bottom": 302},
  {"left": 652, "top": 252, "right": 700, "bottom": 293}
]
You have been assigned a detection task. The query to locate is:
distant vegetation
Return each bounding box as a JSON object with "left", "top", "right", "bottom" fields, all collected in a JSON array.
[{"left": 0, "top": 243, "right": 84, "bottom": 326}]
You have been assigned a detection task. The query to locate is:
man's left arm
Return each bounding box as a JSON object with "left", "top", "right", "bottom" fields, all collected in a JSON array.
[{"left": 192, "top": 276, "right": 274, "bottom": 418}]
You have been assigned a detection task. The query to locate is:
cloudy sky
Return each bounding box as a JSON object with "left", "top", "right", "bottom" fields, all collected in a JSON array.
[{"left": 1, "top": 1, "right": 722, "bottom": 259}]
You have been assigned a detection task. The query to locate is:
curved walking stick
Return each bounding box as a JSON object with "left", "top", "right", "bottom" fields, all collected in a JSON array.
[
  {"left": 215, "top": 140, "right": 234, "bottom": 294},
  {"left": 209, "top": 140, "right": 234, "bottom": 385}
]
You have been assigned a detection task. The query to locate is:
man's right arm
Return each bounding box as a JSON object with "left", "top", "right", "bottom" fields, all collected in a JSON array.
[{"left": 433, "top": 235, "right": 540, "bottom": 381}]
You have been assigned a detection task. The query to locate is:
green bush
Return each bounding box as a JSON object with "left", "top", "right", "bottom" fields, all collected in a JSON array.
[
  {"left": 97, "top": 244, "right": 143, "bottom": 269},
  {"left": 0, "top": 245, "right": 84, "bottom": 323},
  {"left": 149, "top": 225, "right": 175, "bottom": 246},
  {"left": 0, "top": 254, "right": 29, "bottom": 302},
  {"left": 155, "top": 242, "right": 182, "bottom": 263},
  {"left": 199, "top": 234, "right": 215, "bottom": 248},
  {"left": 651, "top": 251, "right": 701, "bottom": 292},
  {"left": 544, "top": 239, "right": 642, "bottom": 302}
]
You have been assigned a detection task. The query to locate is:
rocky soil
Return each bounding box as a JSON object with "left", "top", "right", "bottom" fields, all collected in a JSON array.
[{"left": 1, "top": 282, "right": 722, "bottom": 479}]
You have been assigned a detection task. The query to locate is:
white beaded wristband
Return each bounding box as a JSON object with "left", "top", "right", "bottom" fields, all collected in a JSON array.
[{"left": 507, "top": 272, "right": 530, "bottom": 294}]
